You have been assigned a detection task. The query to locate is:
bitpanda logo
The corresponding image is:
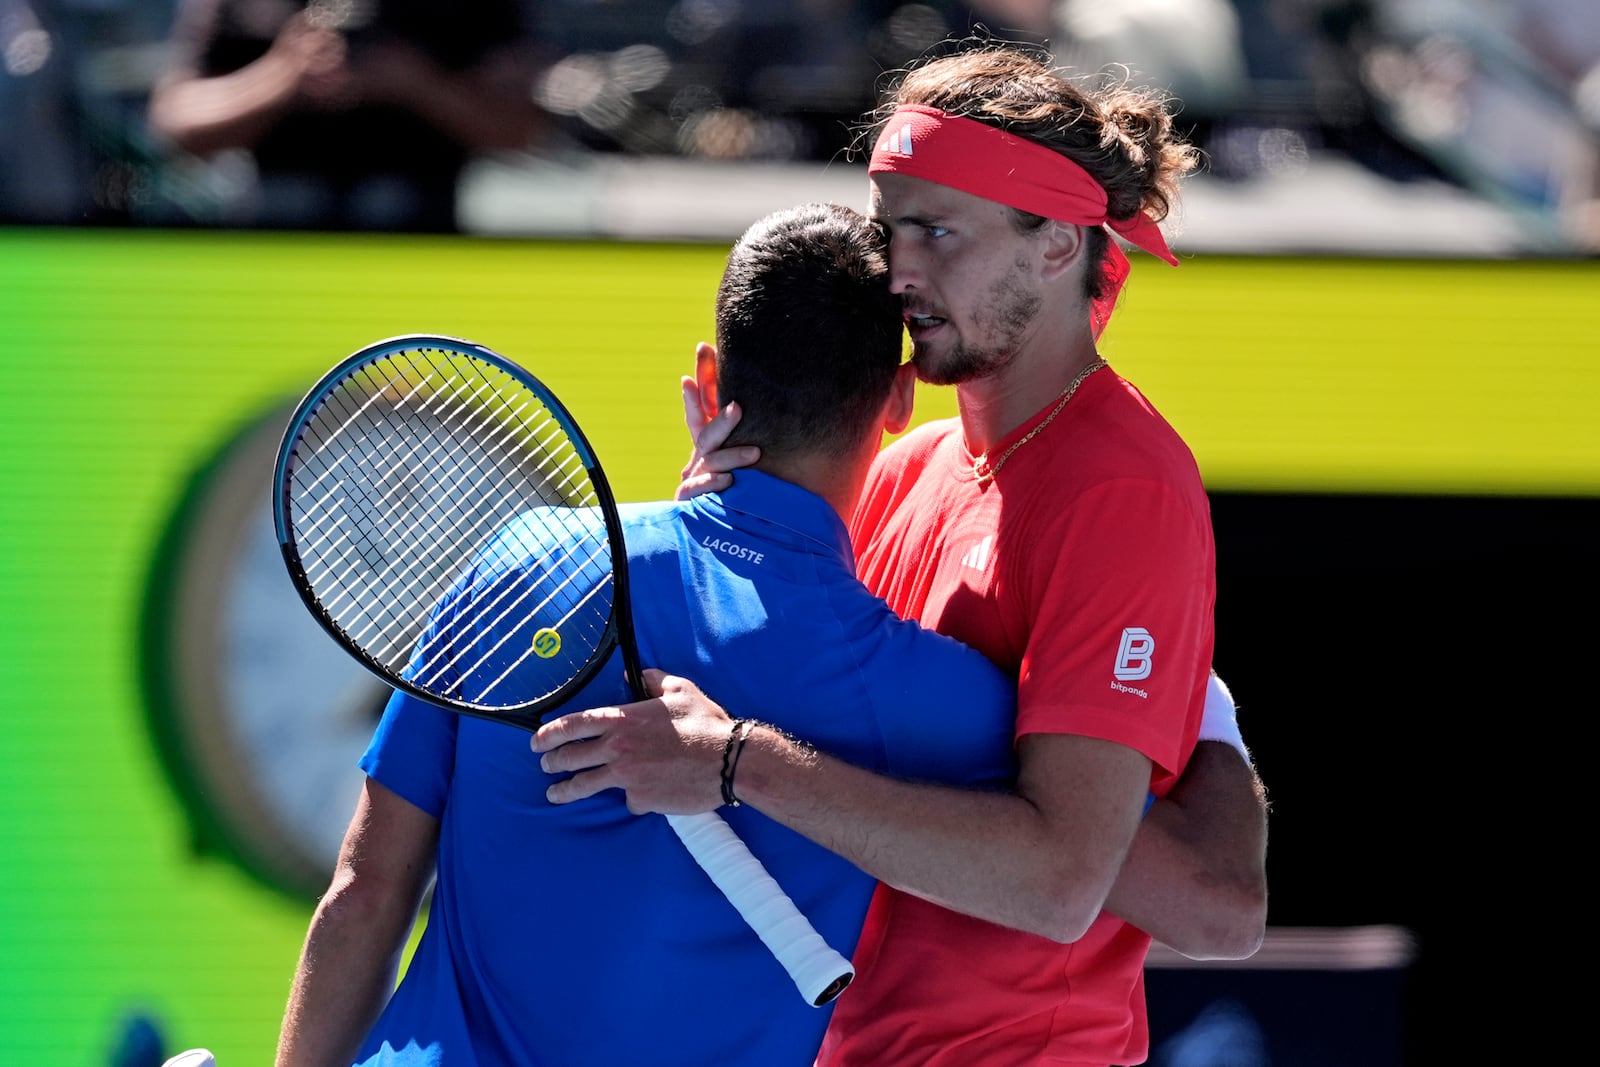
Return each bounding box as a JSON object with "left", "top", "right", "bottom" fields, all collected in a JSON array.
[{"left": 1111, "top": 627, "right": 1153, "bottom": 699}]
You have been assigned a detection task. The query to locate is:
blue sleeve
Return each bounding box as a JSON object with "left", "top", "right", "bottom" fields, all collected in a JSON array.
[
  {"left": 360, "top": 690, "right": 458, "bottom": 819},
  {"left": 874, "top": 625, "right": 1018, "bottom": 791}
]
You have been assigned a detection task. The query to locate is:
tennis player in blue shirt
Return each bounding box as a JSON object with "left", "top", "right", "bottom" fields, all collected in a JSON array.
[{"left": 273, "top": 202, "right": 1019, "bottom": 1067}]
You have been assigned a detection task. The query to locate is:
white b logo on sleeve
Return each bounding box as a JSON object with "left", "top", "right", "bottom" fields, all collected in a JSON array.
[{"left": 1114, "top": 627, "right": 1154, "bottom": 681}]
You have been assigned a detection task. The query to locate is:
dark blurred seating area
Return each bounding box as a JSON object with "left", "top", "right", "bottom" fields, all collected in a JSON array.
[{"left": 3, "top": 1, "right": 1595, "bottom": 247}]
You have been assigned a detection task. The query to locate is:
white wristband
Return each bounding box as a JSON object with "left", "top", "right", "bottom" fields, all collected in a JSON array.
[{"left": 1199, "top": 672, "right": 1250, "bottom": 759}]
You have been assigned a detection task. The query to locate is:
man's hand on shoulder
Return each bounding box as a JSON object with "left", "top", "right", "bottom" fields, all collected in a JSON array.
[{"left": 532, "top": 670, "right": 734, "bottom": 814}]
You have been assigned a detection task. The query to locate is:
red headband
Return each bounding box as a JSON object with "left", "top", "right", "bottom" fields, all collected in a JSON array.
[{"left": 869, "top": 104, "right": 1178, "bottom": 336}]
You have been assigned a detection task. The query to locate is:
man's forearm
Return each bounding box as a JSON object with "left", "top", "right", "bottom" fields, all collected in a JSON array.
[
  {"left": 731, "top": 724, "right": 1147, "bottom": 942},
  {"left": 1105, "top": 742, "right": 1269, "bottom": 959},
  {"left": 274, "top": 872, "right": 416, "bottom": 1067},
  {"left": 148, "top": 57, "right": 304, "bottom": 155}
]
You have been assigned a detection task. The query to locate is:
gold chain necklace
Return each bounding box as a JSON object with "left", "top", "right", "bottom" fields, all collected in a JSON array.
[{"left": 973, "top": 359, "right": 1107, "bottom": 486}]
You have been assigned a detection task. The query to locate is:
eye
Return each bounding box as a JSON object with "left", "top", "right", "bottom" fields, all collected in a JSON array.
[{"left": 924, "top": 223, "right": 949, "bottom": 239}]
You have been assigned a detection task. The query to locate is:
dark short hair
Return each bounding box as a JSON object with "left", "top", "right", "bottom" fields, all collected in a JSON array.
[{"left": 715, "top": 202, "right": 904, "bottom": 460}]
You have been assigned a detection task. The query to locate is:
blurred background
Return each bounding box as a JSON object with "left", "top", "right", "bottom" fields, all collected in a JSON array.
[
  {"left": 1, "top": 2, "right": 1595, "bottom": 1065},
  {"left": 4, "top": 0, "right": 1600, "bottom": 249}
]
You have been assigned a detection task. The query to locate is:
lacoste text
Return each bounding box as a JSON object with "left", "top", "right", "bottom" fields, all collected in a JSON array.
[{"left": 702, "top": 536, "right": 765, "bottom": 564}]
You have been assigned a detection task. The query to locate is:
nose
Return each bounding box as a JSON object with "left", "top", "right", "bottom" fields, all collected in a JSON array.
[{"left": 886, "top": 236, "right": 919, "bottom": 295}]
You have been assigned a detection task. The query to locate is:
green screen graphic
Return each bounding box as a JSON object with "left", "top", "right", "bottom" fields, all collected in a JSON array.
[{"left": 0, "top": 228, "right": 1594, "bottom": 1066}]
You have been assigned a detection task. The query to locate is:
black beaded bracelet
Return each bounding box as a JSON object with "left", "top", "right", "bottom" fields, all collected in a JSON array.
[{"left": 720, "top": 719, "right": 753, "bottom": 807}]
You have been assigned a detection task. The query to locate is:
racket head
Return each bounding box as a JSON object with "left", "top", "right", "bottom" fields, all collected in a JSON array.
[{"left": 273, "top": 334, "right": 639, "bottom": 727}]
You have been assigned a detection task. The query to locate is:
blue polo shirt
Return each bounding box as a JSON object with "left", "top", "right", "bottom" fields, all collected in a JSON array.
[{"left": 355, "top": 471, "right": 1017, "bottom": 1067}]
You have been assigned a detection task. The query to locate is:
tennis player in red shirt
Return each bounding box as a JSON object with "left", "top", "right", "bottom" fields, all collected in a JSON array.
[{"left": 536, "top": 41, "right": 1268, "bottom": 1067}]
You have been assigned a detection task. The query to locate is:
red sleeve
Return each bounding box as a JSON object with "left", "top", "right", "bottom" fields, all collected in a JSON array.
[{"left": 1012, "top": 478, "right": 1214, "bottom": 791}]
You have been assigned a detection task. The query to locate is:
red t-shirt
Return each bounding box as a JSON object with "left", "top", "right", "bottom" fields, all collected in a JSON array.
[{"left": 822, "top": 369, "right": 1216, "bottom": 1066}]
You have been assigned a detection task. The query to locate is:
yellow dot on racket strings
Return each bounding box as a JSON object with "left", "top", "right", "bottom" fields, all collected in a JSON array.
[{"left": 532, "top": 627, "right": 562, "bottom": 659}]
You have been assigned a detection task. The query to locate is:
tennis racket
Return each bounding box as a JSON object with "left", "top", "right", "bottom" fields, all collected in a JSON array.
[{"left": 272, "top": 334, "right": 854, "bottom": 1006}]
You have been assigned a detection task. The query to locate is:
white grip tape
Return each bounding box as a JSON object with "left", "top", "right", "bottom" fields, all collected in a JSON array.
[
  {"left": 161, "top": 1052, "right": 217, "bottom": 1067},
  {"left": 667, "top": 811, "right": 855, "bottom": 1006}
]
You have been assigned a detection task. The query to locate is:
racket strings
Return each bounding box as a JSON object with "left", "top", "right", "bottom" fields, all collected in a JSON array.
[
  {"left": 298, "top": 382, "right": 608, "bottom": 695},
  {"left": 406, "top": 525, "right": 610, "bottom": 695},
  {"left": 331, "top": 404, "right": 550, "bottom": 653},
  {"left": 386, "top": 352, "right": 610, "bottom": 669},
  {"left": 295, "top": 355, "right": 557, "bottom": 605},
  {"left": 303, "top": 356, "right": 552, "bottom": 594},
  {"left": 420, "top": 535, "right": 617, "bottom": 704},
  {"left": 285, "top": 346, "right": 617, "bottom": 708}
]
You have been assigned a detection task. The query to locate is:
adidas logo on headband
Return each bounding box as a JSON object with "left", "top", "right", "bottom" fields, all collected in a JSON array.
[{"left": 877, "top": 123, "right": 914, "bottom": 156}]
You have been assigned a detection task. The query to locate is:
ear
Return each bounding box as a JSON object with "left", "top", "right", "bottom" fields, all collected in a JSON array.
[
  {"left": 694, "top": 341, "right": 720, "bottom": 421},
  {"left": 883, "top": 362, "right": 916, "bottom": 435},
  {"left": 1038, "top": 221, "right": 1087, "bottom": 283}
]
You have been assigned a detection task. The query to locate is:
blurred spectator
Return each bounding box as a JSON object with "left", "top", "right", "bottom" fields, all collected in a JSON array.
[
  {"left": 1354, "top": 0, "right": 1600, "bottom": 251},
  {"left": 1052, "top": 0, "right": 1249, "bottom": 120},
  {"left": 1515, "top": 0, "right": 1600, "bottom": 244},
  {"left": 1513, "top": 0, "right": 1600, "bottom": 124},
  {"left": 146, "top": 0, "right": 548, "bottom": 232},
  {"left": 0, "top": 0, "right": 89, "bottom": 222}
]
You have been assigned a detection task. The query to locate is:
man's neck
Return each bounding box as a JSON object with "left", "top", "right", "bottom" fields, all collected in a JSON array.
[
  {"left": 955, "top": 331, "right": 1100, "bottom": 456},
  {"left": 758, "top": 450, "right": 872, "bottom": 527}
]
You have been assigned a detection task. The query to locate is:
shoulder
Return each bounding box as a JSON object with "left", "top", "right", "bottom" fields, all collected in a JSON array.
[
  {"left": 846, "top": 606, "right": 1017, "bottom": 787},
  {"left": 863, "top": 417, "right": 961, "bottom": 495},
  {"left": 876, "top": 615, "right": 1010, "bottom": 693},
  {"left": 617, "top": 499, "right": 685, "bottom": 530},
  {"left": 877, "top": 417, "right": 960, "bottom": 465},
  {"left": 997, "top": 379, "right": 1212, "bottom": 556},
  {"left": 1016, "top": 373, "right": 1207, "bottom": 508},
  {"left": 1090, "top": 374, "right": 1203, "bottom": 476},
  {"left": 615, "top": 499, "right": 699, "bottom": 564}
]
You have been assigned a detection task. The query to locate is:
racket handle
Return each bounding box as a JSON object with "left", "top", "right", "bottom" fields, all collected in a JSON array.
[
  {"left": 666, "top": 811, "right": 855, "bottom": 1006},
  {"left": 162, "top": 1051, "right": 217, "bottom": 1067}
]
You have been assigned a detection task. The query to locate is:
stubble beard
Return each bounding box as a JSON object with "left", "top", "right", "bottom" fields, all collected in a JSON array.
[{"left": 911, "top": 257, "right": 1042, "bottom": 387}]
